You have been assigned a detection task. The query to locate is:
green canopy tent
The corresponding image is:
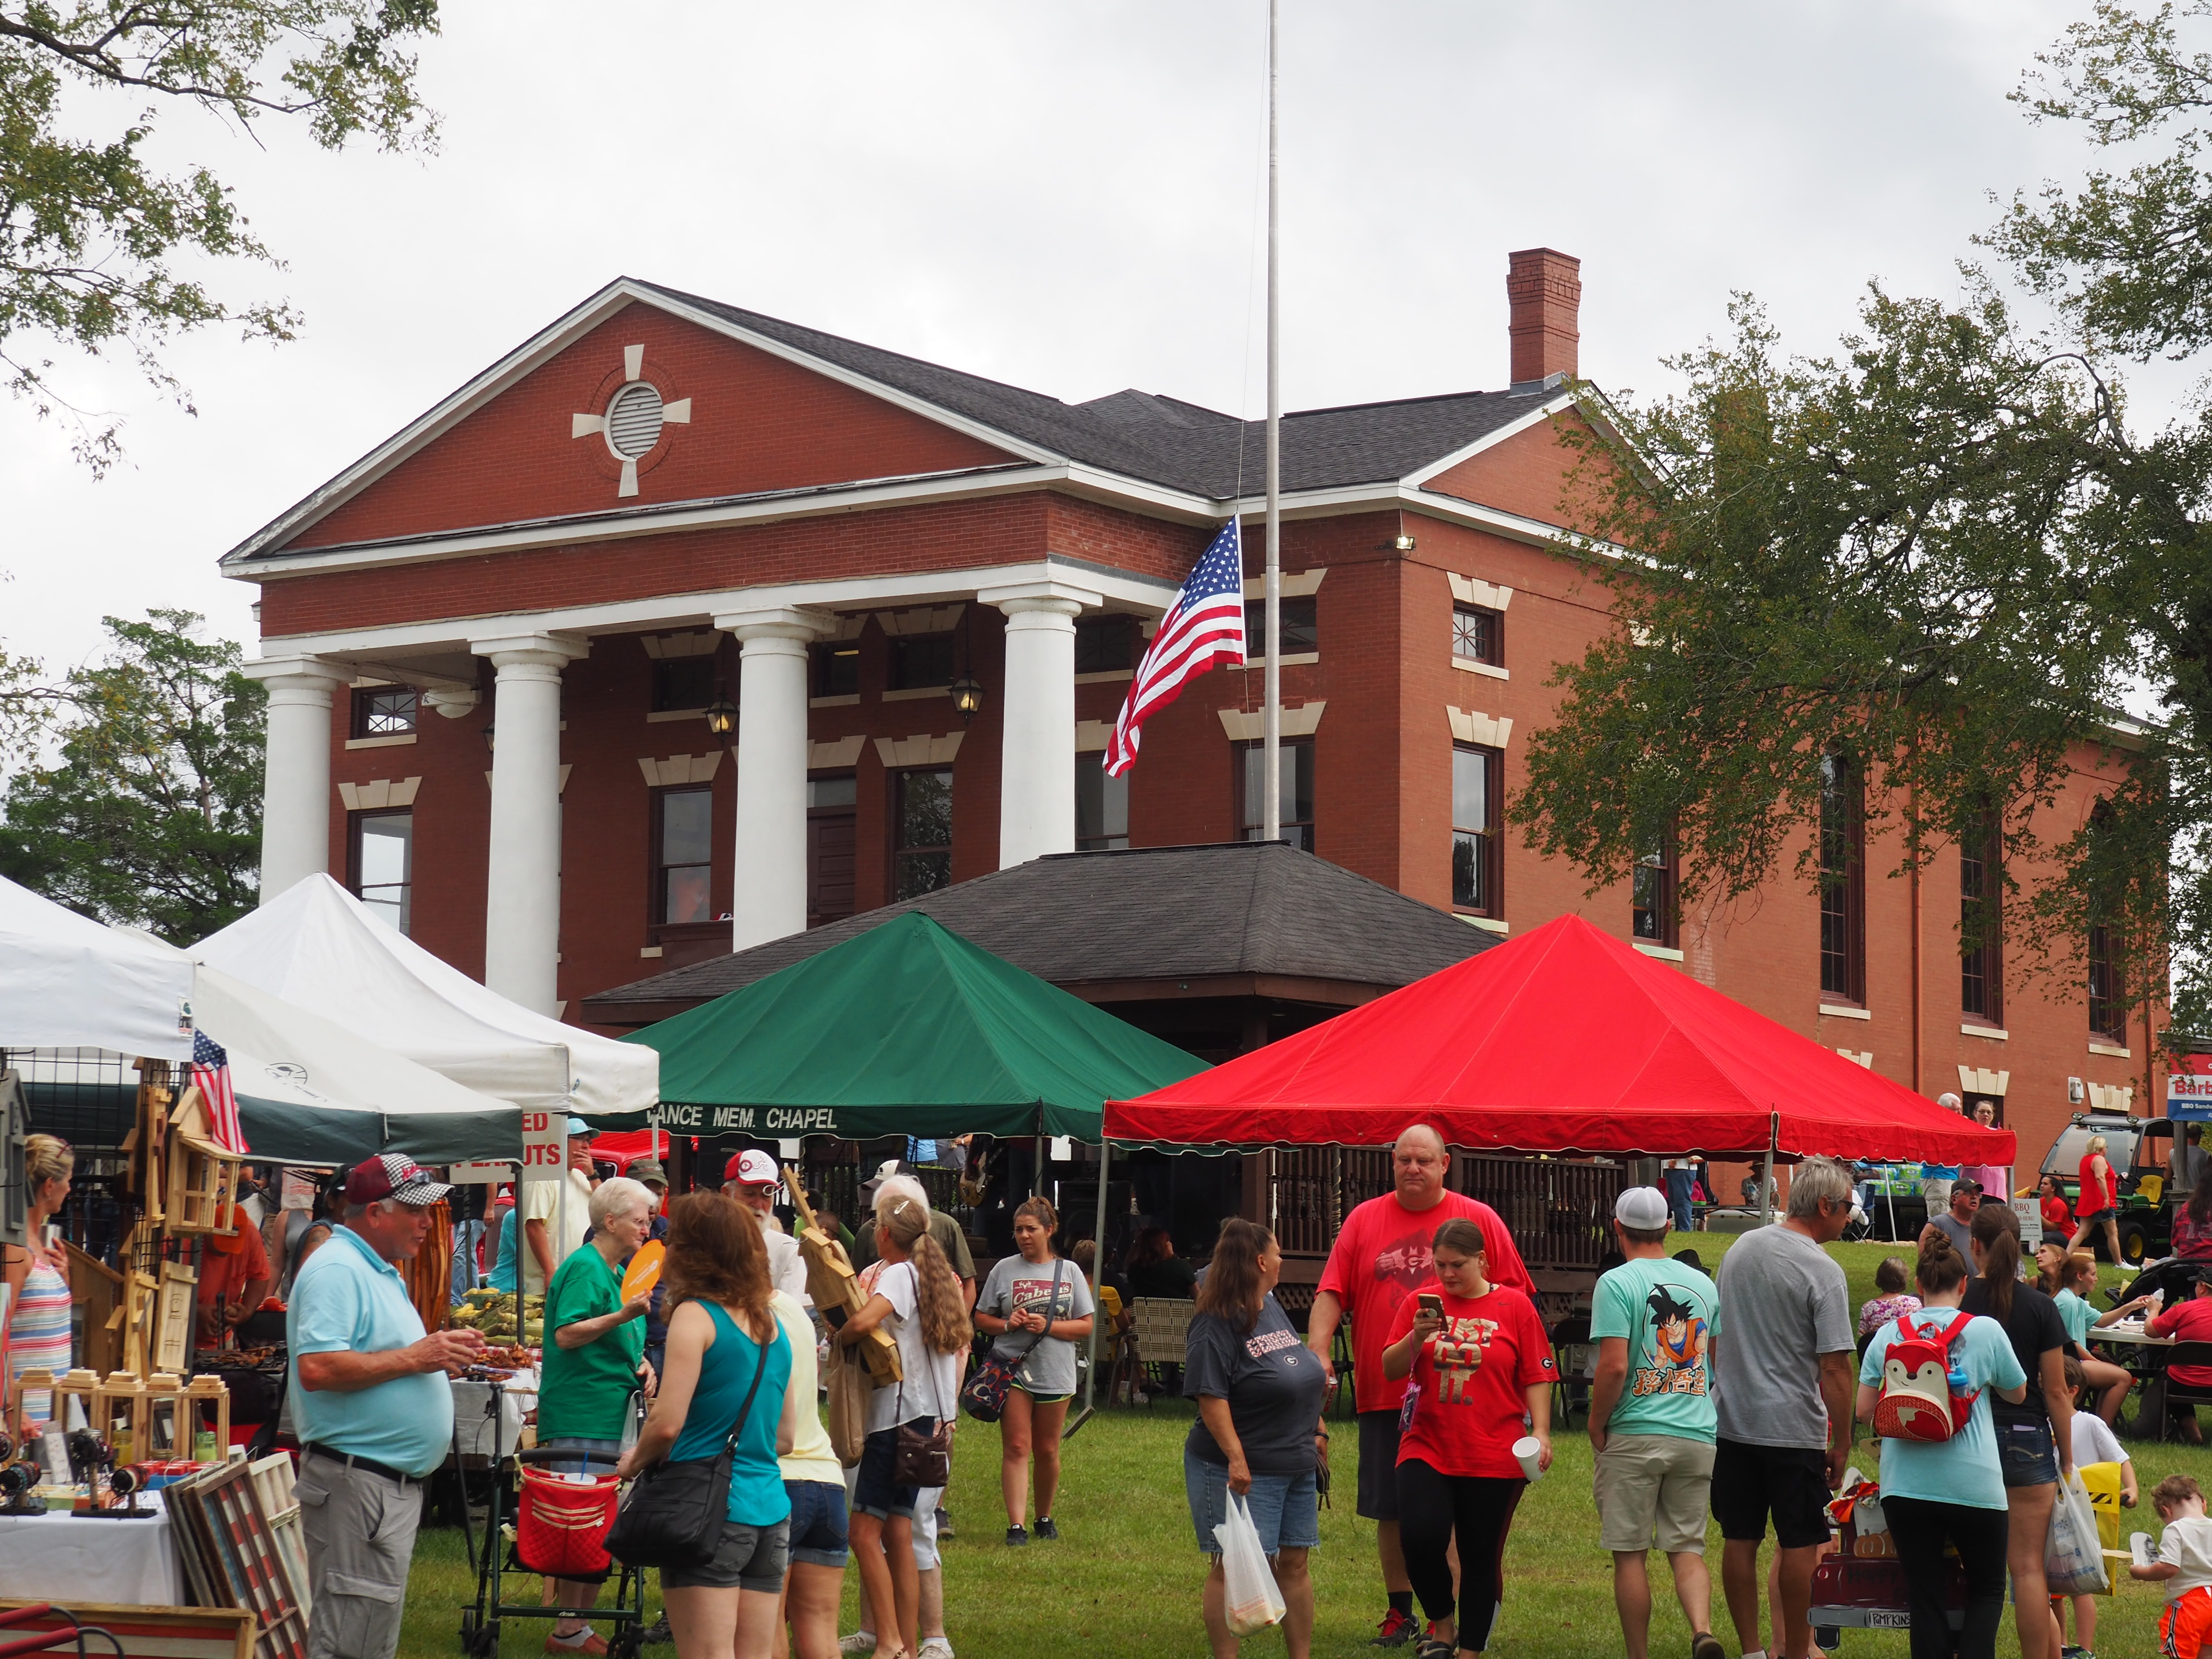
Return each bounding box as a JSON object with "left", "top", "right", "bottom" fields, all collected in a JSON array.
[
  {"left": 623, "top": 911, "right": 1206, "bottom": 1423},
  {"left": 623, "top": 910, "right": 1204, "bottom": 1140}
]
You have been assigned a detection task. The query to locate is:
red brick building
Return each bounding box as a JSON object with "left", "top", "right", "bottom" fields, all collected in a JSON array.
[{"left": 224, "top": 250, "right": 2166, "bottom": 1172}]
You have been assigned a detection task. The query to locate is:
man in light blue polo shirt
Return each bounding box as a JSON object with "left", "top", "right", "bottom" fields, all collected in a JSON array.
[{"left": 289, "top": 1155, "right": 484, "bottom": 1659}]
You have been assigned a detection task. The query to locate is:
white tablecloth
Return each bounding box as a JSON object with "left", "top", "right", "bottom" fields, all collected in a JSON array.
[
  {"left": 0, "top": 1508, "right": 184, "bottom": 1605},
  {"left": 451, "top": 1371, "right": 538, "bottom": 1463}
]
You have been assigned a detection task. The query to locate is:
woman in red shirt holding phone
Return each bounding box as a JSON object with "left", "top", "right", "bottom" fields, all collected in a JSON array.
[{"left": 1382, "top": 1217, "right": 1556, "bottom": 1659}]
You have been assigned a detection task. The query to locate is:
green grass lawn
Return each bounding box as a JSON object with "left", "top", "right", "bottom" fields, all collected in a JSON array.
[{"left": 400, "top": 1237, "right": 2181, "bottom": 1659}]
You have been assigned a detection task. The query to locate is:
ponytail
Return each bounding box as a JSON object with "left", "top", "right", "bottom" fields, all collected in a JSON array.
[
  {"left": 1969, "top": 1202, "right": 2020, "bottom": 1321},
  {"left": 878, "top": 1194, "right": 971, "bottom": 1356}
]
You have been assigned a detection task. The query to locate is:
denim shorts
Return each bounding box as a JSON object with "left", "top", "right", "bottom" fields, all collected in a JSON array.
[
  {"left": 1997, "top": 1419, "right": 2060, "bottom": 1489},
  {"left": 659, "top": 1517, "right": 790, "bottom": 1592},
  {"left": 852, "top": 1421, "right": 938, "bottom": 1521},
  {"left": 785, "top": 1478, "right": 849, "bottom": 1568},
  {"left": 1184, "top": 1445, "right": 1320, "bottom": 1556}
]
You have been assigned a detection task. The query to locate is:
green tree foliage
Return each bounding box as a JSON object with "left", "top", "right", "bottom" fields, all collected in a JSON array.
[
  {"left": 2, "top": 0, "right": 440, "bottom": 469},
  {"left": 0, "top": 609, "right": 265, "bottom": 941},
  {"left": 1514, "top": 2, "right": 2212, "bottom": 1041}
]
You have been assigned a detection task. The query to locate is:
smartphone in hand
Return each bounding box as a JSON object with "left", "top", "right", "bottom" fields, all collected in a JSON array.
[{"left": 1418, "top": 1293, "right": 1443, "bottom": 1320}]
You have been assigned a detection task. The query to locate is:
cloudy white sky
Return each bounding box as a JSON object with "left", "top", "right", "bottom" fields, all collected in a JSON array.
[{"left": 4, "top": 0, "right": 2126, "bottom": 674}]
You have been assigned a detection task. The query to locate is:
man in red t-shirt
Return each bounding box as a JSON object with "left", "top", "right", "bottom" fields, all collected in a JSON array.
[
  {"left": 1305, "top": 1124, "right": 1531, "bottom": 1646},
  {"left": 194, "top": 1218, "right": 273, "bottom": 1348},
  {"left": 2151, "top": 1267, "right": 2212, "bottom": 1410}
]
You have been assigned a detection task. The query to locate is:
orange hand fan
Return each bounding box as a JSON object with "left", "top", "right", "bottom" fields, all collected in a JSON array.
[{"left": 621, "top": 1241, "right": 665, "bottom": 1302}]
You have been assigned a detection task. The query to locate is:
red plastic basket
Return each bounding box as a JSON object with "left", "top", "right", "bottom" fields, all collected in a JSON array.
[{"left": 515, "top": 1468, "right": 621, "bottom": 1579}]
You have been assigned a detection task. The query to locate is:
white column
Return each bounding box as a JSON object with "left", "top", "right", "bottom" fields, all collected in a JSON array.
[
  {"left": 472, "top": 633, "right": 586, "bottom": 1015},
  {"left": 981, "top": 581, "right": 1100, "bottom": 868},
  {"left": 719, "top": 608, "right": 826, "bottom": 951},
  {"left": 243, "top": 655, "right": 349, "bottom": 903}
]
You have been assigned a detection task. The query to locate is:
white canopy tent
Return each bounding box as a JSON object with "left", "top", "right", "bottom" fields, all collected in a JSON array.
[
  {"left": 190, "top": 965, "right": 522, "bottom": 1164},
  {"left": 0, "top": 874, "right": 195, "bottom": 1059},
  {"left": 194, "top": 875, "right": 658, "bottom": 1122}
]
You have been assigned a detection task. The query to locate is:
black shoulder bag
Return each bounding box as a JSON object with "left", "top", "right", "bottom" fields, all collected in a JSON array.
[{"left": 606, "top": 1317, "right": 773, "bottom": 1570}]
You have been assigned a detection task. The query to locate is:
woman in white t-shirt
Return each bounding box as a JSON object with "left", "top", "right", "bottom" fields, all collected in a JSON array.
[{"left": 836, "top": 1196, "right": 970, "bottom": 1659}]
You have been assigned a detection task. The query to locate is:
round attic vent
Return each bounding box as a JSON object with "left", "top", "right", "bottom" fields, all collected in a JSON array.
[{"left": 605, "top": 382, "right": 666, "bottom": 458}]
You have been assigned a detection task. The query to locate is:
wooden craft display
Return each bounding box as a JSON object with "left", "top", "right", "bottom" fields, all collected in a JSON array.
[
  {"left": 48, "top": 1367, "right": 101, "bottom": 1435},
  {"left": 782, "top": 1167, "right": 899, "bottom": 1386},
  {"left": 142, "top": 1371, "right": 188, "bottom": 1460},
  {"left": 155, "top": 1260, "right": 199, "bottom": 1372},
  {"left": 0, "top": 1600, "right": 256, "bottom": 1659},
  {"left": 93, "top": 1371, "right": 148, "bottom": 1464},
  {"left": 164, "top": 1459, "right": 311, "bottom": 1659},
  {"left": 66, "top": 1241, "right": 127, "bottom": 1377},
  {"left": 186, "top": 1374, "right": 231, "bottom": 1462}
]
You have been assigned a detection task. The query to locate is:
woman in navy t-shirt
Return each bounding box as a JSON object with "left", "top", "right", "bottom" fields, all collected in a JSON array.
[{"left": 1184, "top": 1218, "right": 1329, "bottom": 1659}]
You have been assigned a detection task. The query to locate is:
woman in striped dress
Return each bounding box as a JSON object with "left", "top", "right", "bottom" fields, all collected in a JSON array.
[{"left": 4, "top": 1135, "right": 75, "bottom": 1431}]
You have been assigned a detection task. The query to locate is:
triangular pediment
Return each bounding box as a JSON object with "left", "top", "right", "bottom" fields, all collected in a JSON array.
[{"left": 242, "top": 281, "right": 1042, "bottom": 559}]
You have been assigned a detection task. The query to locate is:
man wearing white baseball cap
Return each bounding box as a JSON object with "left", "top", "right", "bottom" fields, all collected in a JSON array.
[
  {"left": 723, "top": 1147, "right": 810, "bottom": 1302},
  {"left": 1589, "top": 1185, "right": 1724, "bottom": 1659},
  {"left": 289, "top": 1155, "right": 486, "bottom": 1659}
]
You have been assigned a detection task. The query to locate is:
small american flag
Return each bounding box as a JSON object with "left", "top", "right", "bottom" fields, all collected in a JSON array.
[
  {"left": 191, "top": 1029, "right": 249, "bottom": 1154},
  {"left": 1105, "top": 520, "right": 1247, "bottom": 776}
]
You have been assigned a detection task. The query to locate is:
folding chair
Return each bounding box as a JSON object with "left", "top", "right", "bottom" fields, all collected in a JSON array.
[
  {"left": 2153, "top": 1341, "right": 2212, "bottom": 1442},
  {"left": 1549, "top": 1315, "right": 1593, "bottom": 1427},
  {"left": 1129, "top": 1297, "right": 1193, "bottom": 1404}
]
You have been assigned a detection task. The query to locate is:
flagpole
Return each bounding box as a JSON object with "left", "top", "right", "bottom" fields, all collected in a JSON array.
[{"left": 1262, "top": 0, "right": 1282, "bottom": 845}]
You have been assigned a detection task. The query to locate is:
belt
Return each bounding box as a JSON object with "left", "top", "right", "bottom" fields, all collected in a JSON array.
[{"left": 304, "top": 1444, "right": 419, "bottom": 1486}]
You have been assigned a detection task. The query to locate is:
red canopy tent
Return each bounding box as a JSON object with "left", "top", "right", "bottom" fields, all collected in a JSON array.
[{"left": 1107, "top": 913, "right": 2013, "bottom": 1165}]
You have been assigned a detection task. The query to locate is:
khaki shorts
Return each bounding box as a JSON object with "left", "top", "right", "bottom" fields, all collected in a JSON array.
[{"left": 1595, "top": 1432, "right": 1715, "bottom": 1555}]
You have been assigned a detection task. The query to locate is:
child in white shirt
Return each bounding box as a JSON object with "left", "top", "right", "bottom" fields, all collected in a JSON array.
[
  {"left": 2129, "top": 1474, "right": 2212, "bottom": 1659},
  {"left": 2050, "top": 1379, "right": 2137, "bottom": 1659}
]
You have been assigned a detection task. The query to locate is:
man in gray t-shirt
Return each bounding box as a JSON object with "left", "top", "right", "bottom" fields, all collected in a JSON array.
[
  {"left": 1708, "top": 1155, "right": 1856, "bottom": 1659},
  {"left": 1922, "top": 1180, "right": 1982, "bottom": 1275}
]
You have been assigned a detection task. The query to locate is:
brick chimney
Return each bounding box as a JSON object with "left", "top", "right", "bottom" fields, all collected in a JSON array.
[{"left": 1507, "top": 247, "right": 1581, "bottom": 391}]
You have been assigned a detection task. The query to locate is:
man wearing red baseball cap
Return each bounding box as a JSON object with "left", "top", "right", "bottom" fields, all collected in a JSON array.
[
  {"left": 722, "top": 1147, "right": 810, "bottom": 1301},
  {"left": 289, "top": 1154, "right": 485, "bottom": 1659}
]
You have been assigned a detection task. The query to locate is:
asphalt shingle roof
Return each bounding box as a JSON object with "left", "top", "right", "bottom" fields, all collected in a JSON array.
[
  {"left": 636, "top": 280, "right": 1551, "bottom": 499},
  {"left": 584, "top": 841, "right": 1494, "bottom": 1011}
]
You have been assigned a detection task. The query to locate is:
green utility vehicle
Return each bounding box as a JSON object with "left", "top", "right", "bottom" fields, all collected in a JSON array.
[{"left": 2041, "top": 1111, "right": 2199, "bottom": 1264}]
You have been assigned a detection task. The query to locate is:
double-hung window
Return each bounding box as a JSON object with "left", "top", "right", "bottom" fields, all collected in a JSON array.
[{"left": 1452, "top": 745, "right": 1502, "bottom": 915}]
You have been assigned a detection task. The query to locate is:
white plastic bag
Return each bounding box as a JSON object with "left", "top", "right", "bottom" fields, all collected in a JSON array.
[
  {"left": 2046, "top": 1469, "right": 2109, "bottom": 1597},
  {"left": 1214, "top": 1494, "right": 1287, "bottom": 1636}
]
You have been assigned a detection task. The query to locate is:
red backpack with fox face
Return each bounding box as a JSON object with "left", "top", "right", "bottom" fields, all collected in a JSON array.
[{"left": 1873, "top": 1312, "right": 1980, "bottom": 1443}]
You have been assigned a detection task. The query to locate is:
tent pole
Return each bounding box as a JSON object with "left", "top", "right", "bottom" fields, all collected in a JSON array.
[
  {"left": 1067, "top": 1134, "right": 1112, "bottom": 1441},
  {"left": 1759, "top": 1112, "right": 1777, "bottom": 1227}
]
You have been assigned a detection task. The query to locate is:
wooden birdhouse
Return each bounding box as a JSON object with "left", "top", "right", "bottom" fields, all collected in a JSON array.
[{"left": 164, "top": 1086, "right": 241, "bottom": 1237}]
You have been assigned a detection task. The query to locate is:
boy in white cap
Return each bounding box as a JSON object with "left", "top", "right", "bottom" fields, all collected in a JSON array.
[{"left": 1590, "top": 1185, "right": 1725, "bottom": 1659}]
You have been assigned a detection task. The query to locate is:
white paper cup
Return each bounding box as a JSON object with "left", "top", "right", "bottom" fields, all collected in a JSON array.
[{"left": 1512, "top": 1435, "right": 1544, "bottom": 1481}]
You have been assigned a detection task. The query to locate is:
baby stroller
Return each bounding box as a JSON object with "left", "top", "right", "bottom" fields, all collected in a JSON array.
[{"left": 458, "top": 1392, "right": 647, "bottom": 1659}]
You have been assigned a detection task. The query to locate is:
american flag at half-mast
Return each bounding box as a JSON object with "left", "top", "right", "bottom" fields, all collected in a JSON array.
[
  {"left": 1104, "top": 520, "right": 1247, "bottom": 776},
  {"left": 190, "top": 1028, "right": 249, "bottom": 1154}
]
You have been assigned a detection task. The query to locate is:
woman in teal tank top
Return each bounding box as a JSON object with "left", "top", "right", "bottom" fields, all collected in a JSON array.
[{"left": 618, "top": 1194, "right": 800, "bottom": 1659}]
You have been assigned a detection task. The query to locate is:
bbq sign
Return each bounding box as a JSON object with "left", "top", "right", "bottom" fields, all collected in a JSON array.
[{"left": 2172, "top": 1069, "right": 2212, "bottom": 1121}]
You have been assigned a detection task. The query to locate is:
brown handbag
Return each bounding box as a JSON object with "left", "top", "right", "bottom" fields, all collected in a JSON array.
[{"left": 890, "top": 1343, "right": 953, "bottom": 1489}]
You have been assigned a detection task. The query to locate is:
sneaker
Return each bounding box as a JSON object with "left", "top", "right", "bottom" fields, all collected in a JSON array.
[
  {"left": 1005, "top": 1524, "right": 1030, "bottom": 1547},
  {"left": 640, "top": 1615, "right": 673, "bottom": 1647},
  {"left": 1416, "top": 1641, "right": 1454, "bottom": 1659},
  {"left": 838, "top": 1634, "right": 877, "bottom": 1657},
  {"left": 1370, "top": 1610, "right": 1419, "bottom": 1647},
  {"left": 935, "top": 1507, "right": 955, "bottom": 1540},
  {"left": 1034, "top": 1516, "right": 1059, "bottom": 1540},
  {"left": 1691, "top": 1634, "right": 1725, "bottom": 1659},
  {"left": 917, "top": 1641, "right": 957, "bottom": 1659}
]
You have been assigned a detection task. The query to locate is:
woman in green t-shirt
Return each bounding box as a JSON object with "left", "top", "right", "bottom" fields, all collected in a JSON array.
[{"left": 541, "top": 1175, "right": 656, "bottom": 1653}]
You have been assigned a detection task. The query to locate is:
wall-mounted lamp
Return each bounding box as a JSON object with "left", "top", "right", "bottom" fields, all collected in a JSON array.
[
  {"left": 1393, "top": 533, "right": 1418, "bottom": 552},
  {"left": 950, "top": 671, "right": 985, "bottom": 723},
  {"left": 703, "top": 693, "right": 737, "bottom": 738},
  {"left": 481, "top": 721, "right": 495, "bottom": 753}
]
